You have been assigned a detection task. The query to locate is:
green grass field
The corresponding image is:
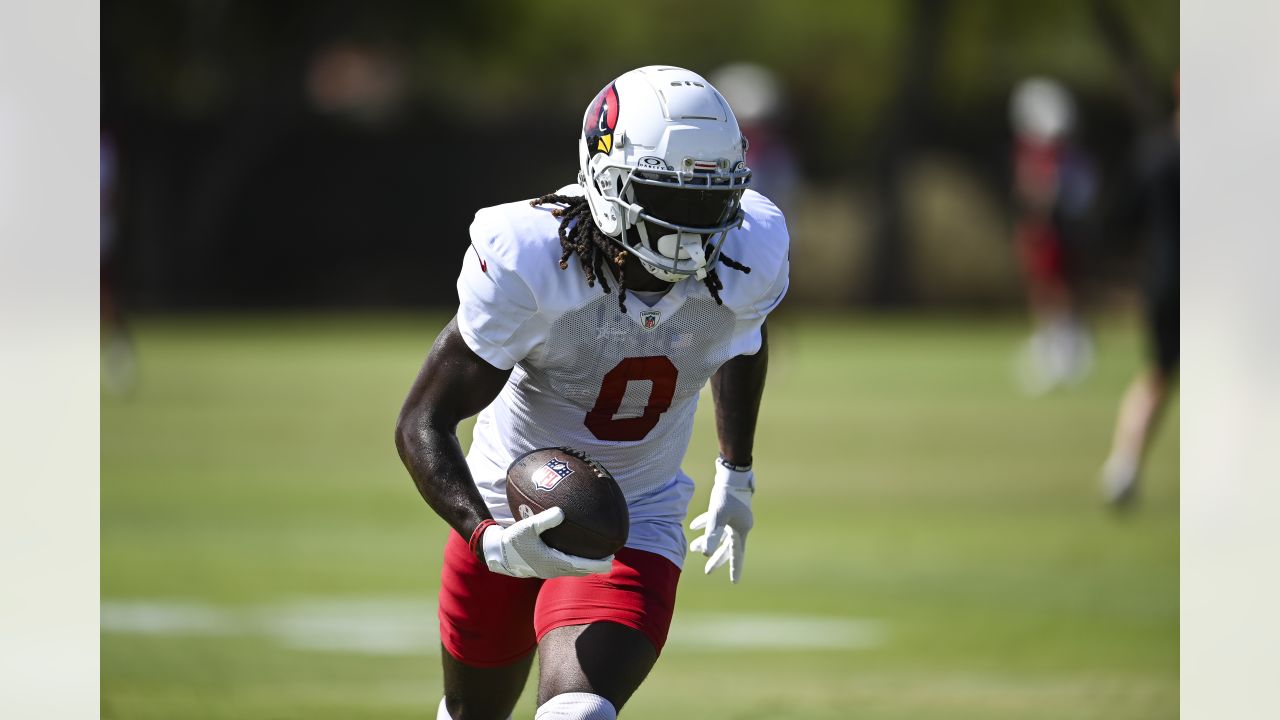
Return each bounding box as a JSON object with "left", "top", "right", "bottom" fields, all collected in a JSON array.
[{"left": 102, "top": 312, "right": 1178, "bottom": 719}]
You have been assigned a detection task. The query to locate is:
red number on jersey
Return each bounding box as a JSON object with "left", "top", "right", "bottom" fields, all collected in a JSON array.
[{"left": 584, "top": 356, "right": 679, "bottom": 442}]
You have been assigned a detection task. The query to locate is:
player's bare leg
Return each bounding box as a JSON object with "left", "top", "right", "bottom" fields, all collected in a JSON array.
[
  {"left": 440, "top": 647, "right": 535, "bottom": 720},
  {"left": 535, "top": 622, "right": 658, "bottom": 717},
  {"left": 1100, "top": 367, "right": 1173, "bottom": 507},
  {"left": 1016, "top": 279, "right": 1092, "bottom": 395}
]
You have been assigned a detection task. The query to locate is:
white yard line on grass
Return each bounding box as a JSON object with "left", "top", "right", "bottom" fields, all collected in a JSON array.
[
  {"left": 101, "top": 598, "right": 887, "bottom": 655},
  {"left": 668, "top": 613, "right": 886, "bottom": 651}
]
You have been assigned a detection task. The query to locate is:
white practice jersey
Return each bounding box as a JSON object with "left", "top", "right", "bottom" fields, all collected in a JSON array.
[{"left": 456, "top": 184, "right": 789, "bottom": 568}]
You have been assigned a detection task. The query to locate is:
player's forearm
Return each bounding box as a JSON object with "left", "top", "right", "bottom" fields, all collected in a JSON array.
[
  {"left": 395, "top": 411, "right": 494, "bottom": 540},
  {"left": 710, "top": 322, "right": 769, "bottom": 468},
  {"left": 394, "top": 319, "right": 510, "bottom": 542}
]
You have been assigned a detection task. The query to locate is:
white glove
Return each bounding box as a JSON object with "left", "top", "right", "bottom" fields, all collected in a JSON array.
[
  {"left": 481, "top": 507, "right": 614, "bottom": 579},
  {"left": 688, "top": 458, "right": 755, "bottom": 583}
]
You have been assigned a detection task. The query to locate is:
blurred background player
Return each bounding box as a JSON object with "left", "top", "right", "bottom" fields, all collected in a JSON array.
[
  {"left": 1008, "top": 77, "right": 1098, "bottom": 395},
  {"left": 1099, "top": 74, "right": 1179, "bottom": 507},
  {"left": 709, "top": 62, "right": 799, "bottom": 216},
  {"left": 396, "top": 66, "right": 788, "bottom": 720}
]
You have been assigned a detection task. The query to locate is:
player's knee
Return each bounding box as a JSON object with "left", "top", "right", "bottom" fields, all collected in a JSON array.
[
  {"left": 438, "top": 696, "right": 511, "bottom": 720},
  {"left": 534, "top": 692, "right": 617, "bottom": 720}
]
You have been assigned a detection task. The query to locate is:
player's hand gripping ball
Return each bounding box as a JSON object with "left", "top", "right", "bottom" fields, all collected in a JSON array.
[{"left": 506, "top": 447, "right": 629, "bottom": 560}]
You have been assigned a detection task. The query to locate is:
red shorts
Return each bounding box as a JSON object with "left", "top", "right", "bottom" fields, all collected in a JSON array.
[
  {"left": 1016, "top": 220, "right": 1066, "bottom": 284},
  {"left": 437, "top": 531, "right": 681, "bottom": 668}
]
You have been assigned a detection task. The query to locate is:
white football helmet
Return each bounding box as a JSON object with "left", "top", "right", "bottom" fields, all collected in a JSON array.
[
  {"left": 578, "top": 66, "right": 752, "bottom": 282},
  {"left": 1010, "top": 76, "right": 1075, "bottom": 142}
]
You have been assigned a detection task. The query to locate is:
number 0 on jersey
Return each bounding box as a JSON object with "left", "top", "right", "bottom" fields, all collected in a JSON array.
[{"left": 584, "top": 356, "right": 679, "bottom": 441}]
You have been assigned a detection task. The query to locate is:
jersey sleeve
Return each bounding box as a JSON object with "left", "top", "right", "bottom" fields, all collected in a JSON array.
[
  {"left": 455, "top": 211, "right": 545, "bottom": 370},
  {"left": 726, "top": 195, "right": 791, "bottom": 357},
  {"left": 727, "top": 254, "right": 788, "bottom": 357}
]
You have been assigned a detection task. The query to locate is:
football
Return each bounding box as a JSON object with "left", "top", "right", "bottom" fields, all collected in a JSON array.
[{"left": 506, "top": 447, "right": 629, "bottom": 560}]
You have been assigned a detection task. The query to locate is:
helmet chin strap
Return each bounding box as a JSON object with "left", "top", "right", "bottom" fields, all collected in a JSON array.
[
  {"left": 658, "top": 232, "right": 708, "bottom": 280},
  {"left": 633, "top": 220, "right": 709, "bottom": 281}
]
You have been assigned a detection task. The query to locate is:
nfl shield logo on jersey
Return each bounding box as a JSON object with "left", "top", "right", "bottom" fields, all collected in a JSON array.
[
  {"left": 532, "top": 458, "right": 575, "bottom": 491},
  {"left": 641, "top": 310, "right": 660, "bottom": 330}
]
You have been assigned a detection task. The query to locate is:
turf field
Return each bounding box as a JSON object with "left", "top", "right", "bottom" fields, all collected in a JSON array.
[{"left": 101, "top": 312, "right": 1178, "bottom": 719}]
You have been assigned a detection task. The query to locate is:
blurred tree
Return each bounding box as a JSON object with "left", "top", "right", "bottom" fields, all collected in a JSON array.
[{"left": 867, "top": 0, "right": 948, "bottom": 306}]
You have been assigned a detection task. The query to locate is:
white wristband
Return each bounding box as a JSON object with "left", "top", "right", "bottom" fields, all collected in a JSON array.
[{"left": 715, "top": 457, "right": 755, "bottom": 492}]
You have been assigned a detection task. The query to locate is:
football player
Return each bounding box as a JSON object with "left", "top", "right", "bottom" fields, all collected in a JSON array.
[
  {"left": 1008, "top": 77, "right": 1098, "bottom": 394},
  {"left": 1099, "top": 74, "right": 1180, "bottom": 508},
  {"left": 396, "top": 66, "right": 789, "bottom": 720}
]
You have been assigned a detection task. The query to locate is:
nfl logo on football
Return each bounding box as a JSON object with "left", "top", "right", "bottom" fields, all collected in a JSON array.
[
  {"left": 532, "top": 458, "right": 574, "bottom": 491},
  {"left": 641, "top": 310, "right": 660, "bottom": 330}
]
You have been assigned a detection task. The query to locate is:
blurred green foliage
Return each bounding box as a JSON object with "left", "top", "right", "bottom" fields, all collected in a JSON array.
[
  {"left": 107, "top": 0, "right": 1178, "bottom": 147},
  {"left": 100, "top": 0, "right": 1177, "bottom": 308}
]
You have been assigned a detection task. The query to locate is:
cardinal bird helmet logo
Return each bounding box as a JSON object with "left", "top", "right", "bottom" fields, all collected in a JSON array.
[{"left": 584, "top": 83, "right": 620, "bottom": 157}]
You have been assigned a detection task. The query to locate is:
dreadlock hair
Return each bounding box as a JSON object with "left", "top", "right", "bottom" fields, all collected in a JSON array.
[{"left": 530, "top": 193, "right": 750, "bottom": 314}]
